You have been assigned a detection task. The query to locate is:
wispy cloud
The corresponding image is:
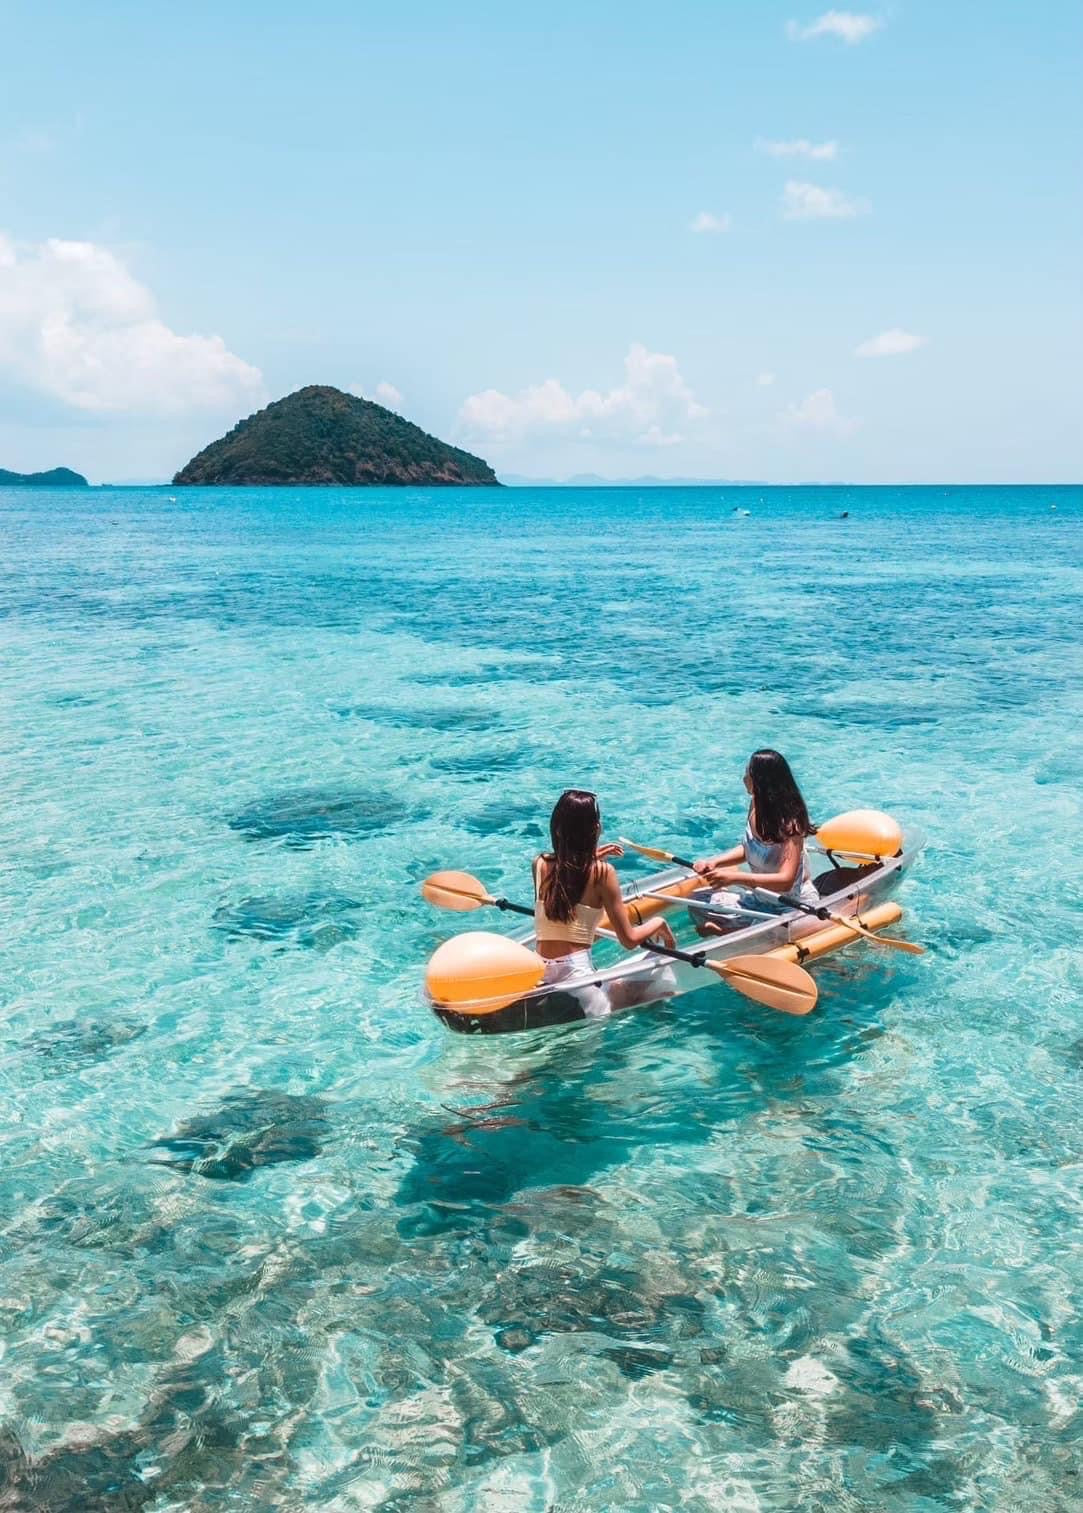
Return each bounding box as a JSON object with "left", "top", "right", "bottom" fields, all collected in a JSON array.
[
  {"left": 784, "top": 387, "right": 860, "bottom": 436},
  {"left": 638, "top": 424, "right": 684, "bottom": 447},
  {"left": 0, "top": 231, "right": 263, "bottom": 414},
  {"left": 782, "top": 180, "right": 869, "bottom": 220},
  {"left": 689, "top": 211, "right": 732, "bottom": 234},
  {"left": 855, "top": 328, "right": 927, "bottom": 357},
  {"left": 786, "top": 11, "right": 882, "bottom": 44},
  {"left": 756, "top": 372, "right": 776, "bottom": 386},
  {"left": 459, "top": 344, "right": 707, "bottom": 448},
  {"left": 757, "top": 137, "right": 839, "bottom": 161},
  {"left": 352, "top": 379, "right": 404, "bottom": 407}
]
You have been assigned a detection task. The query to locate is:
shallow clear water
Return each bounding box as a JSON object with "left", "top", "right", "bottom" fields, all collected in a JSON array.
[{"left": 1, "top": 483, "right": 1080, "bottom": 1511}]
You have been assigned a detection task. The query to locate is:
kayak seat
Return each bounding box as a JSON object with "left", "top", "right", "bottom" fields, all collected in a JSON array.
[{"left": 814, "top": 863, "right": 879, "bottom": 899}]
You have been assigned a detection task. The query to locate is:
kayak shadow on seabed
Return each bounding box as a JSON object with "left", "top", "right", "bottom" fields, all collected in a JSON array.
[{"left": 394, "top": 947, "right": 908, "bottom": 1240}]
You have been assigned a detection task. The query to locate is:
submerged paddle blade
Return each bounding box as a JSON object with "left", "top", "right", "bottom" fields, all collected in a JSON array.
[
  {"left": 714, "top": 953, "right": 818, "bottom": 1016},
  {"left": 828, "top": 900, "right": 926, "bottom": 955},
  {"left": 425, "top": 930, "right": 546, "bottom": 1013},
  {"left": 855, "top": 924, "right": 925, "bottom": 955},
  {"left": 421, "top": 870, "right": 491, "bottom": 912}
]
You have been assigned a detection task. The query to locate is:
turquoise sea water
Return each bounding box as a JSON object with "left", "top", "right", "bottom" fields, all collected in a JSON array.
[{"left": 1, "top": 483, "right": 1080, "bottom": 1511}]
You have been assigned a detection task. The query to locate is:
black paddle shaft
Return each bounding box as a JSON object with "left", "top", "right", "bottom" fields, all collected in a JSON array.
[
  {"left": 492, "top": 896, "right": 533, "bottom": 918},
  {"left": 778, "top": 892, "right": 833, "bottom": 921},
  {"left": 638, "top": 938, "right": 707, "bottom": 968},
  {"left": 496, "top": 895, "right": 707, "bottom": 968}
]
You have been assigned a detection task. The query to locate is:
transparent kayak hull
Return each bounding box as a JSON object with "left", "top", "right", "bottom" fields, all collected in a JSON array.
[{"left": 429, "top": 828, "right": 925, "bottom": 1035}]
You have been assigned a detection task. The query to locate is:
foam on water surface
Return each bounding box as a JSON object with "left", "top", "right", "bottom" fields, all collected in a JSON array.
[{"left": 1, "top": 483, "right": 1081, "bottom": 1509}]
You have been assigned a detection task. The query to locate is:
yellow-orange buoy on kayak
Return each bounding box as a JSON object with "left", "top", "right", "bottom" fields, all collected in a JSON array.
[
  {"left": 816, "top": 809, "right": 903, "bottom": 862},
  {"left": 425, "top": 931, "right": 546, "bottom": 1014}
]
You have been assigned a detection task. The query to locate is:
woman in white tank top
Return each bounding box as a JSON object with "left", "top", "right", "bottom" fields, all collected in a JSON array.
[{"left": 692, "top": 750, "right": 818, "bottom": 931}]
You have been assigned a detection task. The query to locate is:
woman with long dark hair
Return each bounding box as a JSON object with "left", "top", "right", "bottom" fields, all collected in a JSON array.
[
  {"left": 534, "top": 789, "right": 675, "bottom": 1014},
  {"left": 692, "top": 749, "right": 818, "bottom": 927}
]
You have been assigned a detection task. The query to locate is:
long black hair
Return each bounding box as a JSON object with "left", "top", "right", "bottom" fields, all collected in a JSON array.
[
  {"left": 539, "top": 789, "right": 601, "bottom": 922},
  {"left": 746, "top": 749, "right": 813, "bottom": 844}
]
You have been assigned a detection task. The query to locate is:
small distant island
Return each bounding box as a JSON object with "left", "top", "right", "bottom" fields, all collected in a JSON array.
[
  {"left": 174, "top": 385, "right": 498, "bottom": 486},
  {"left": 0, "top": 467, "right": 88, "bottom": 487}
]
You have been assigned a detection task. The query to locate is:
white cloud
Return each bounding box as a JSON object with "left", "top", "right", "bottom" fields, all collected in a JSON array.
[
  {"left": 782, "top": 180, "right": 869, "bottom": 220},
  {"left": 689, "top": 210, "right": 732, "bottom": 234},
  {"left": 638, "top": 424, "right": 684, "bottom": 447},
  {"left": 756, "top": 371, "right": 776, "bottom": 386},
  {"left": 0, "top": 232, "right": 264, "bottom": 414},
  {"left": 784, "top": 387, "right": 860, "bottom": 436},
  {"left": 459, "top": 343, "right": 707, "bottom": 447},
  {"left": 757, "top": 137, "right": 839, "bottom": 160},
  {"left": 351, "top": 379, "right": 405, "bottom": 407},
  {"left": 855, "top": 328, "right": 927, "bottom": 357},
  {"left": 786, "top": 11, "right": 882, "bottom": 44}
]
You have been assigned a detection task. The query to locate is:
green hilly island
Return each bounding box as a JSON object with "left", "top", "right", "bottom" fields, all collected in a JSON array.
[
  {"left": 173, "top": 386, "right": 498, "bottom": 486},
  {"left": 0, "top": 467, "right": 88, "bottom": 487}
]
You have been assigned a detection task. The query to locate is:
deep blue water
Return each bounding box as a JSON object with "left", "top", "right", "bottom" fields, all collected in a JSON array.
[{"left": 0, "top": 483, "right": 1080, "bottom": 1510}]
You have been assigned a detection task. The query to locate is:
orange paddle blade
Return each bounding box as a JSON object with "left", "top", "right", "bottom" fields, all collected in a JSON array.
[
  {"left": 848, "top": 914, "right": 925, "bottom": 954},
  {"left": 712, "top": 953, "right": 818, "bottom": 1016},
  {"left": 421, "top": 870, "right": 493, "bottom": 912},
  {"left": 618, "top": 836, "right": 676, "bottom": 864},
  {"left": 826, "top": 904, "right": 925, "bottom": 955}
]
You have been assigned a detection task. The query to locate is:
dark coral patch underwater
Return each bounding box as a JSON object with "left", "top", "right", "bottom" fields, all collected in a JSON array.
[
  {"left": 19, "top": 1017, "right": 148, "bottom": 1078},
  {"left": 211, "top": 890, "right": 362, "bottom": 948},
  {"left": 428, "top": 747, "right": 533, "bottom": 777},
  {"left": 331, "top": 702, "right": 499, "bottom": 732},
  {"left": 148, "top": 1088, "right": 330, "bottom": 1181},
  {"left": 461, "top": 798, "right": 545, "bottom": 838},
  {"left": 227, "top": 787, "right": 415, "bottom": 847}
]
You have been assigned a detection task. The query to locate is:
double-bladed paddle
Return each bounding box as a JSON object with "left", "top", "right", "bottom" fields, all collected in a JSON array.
[{"left": 421, "top": 870, "right": 818, "bottom": 1015}]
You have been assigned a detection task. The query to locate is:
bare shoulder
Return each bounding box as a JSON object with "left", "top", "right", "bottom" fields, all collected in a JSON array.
[{"left": 596, "top": 861, "right": 621, "bottom": 894}]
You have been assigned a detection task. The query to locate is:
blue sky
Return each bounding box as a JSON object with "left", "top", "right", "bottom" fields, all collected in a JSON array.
[{"left": 1, "top": 0, "right": 1080, "bottom": 482}]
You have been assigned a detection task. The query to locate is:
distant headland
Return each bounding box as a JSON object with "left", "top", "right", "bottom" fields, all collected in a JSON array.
[
  {"left": 0, "top": 466, "right": 88, "bottom": 487},
  {"left": 173, "top": 385, "right": 498, "bottom": 486}
]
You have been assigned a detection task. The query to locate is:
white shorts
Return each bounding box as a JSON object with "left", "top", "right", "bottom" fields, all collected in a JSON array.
[
  {"left": 696, "top": 887, "right": 824, "bottom": 939},
  {"left": 705, "top": 883, "right": 820, "bottom": 914},
  {"left": 541, "top": 949, "right": 611, "bottom": 1018}
]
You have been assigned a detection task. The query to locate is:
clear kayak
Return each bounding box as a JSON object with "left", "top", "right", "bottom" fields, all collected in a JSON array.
[{"left": 429, "top": 825, "right": 925, "bottom": 1034}]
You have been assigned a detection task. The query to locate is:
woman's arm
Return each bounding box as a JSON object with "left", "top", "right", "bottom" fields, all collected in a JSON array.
[
  {"left": 706, "top": 837, "right": 803, "bottom": 893},
  {"left": 693, "top": 844, "right": 745, "bottom": 875},
  {"left": 600, "top": 866, "right": 676, "bottom": 950}
]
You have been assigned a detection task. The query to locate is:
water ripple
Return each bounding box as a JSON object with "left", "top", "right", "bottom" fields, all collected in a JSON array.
[{"left": 1, "top": 482, "right": 1080, "bottom": 1508}]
